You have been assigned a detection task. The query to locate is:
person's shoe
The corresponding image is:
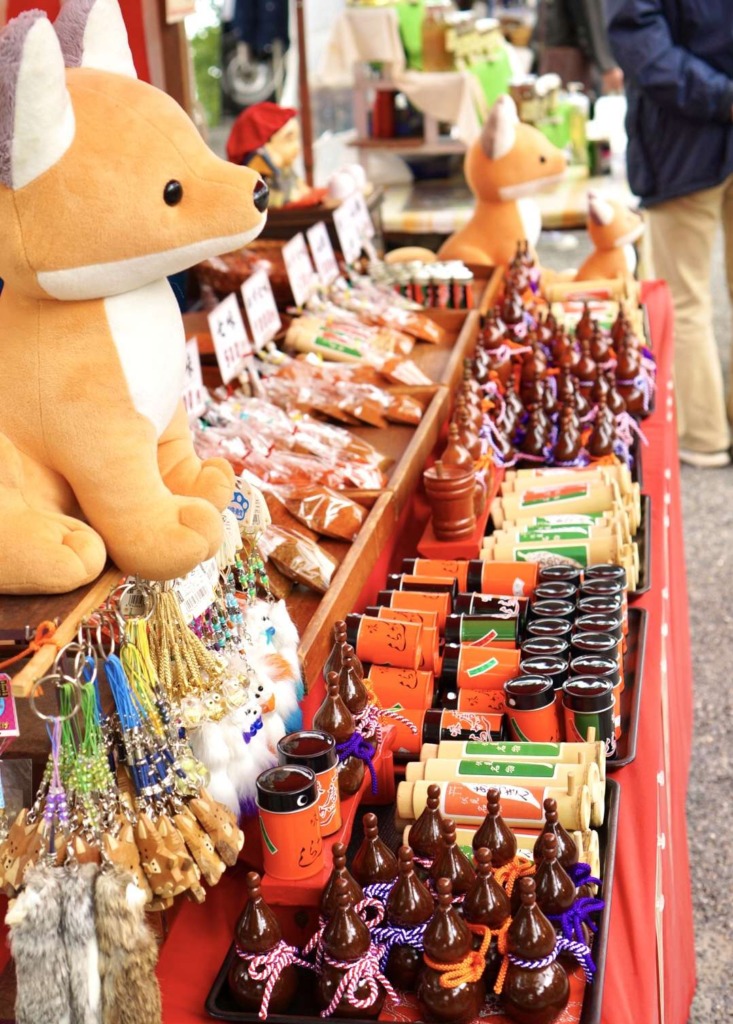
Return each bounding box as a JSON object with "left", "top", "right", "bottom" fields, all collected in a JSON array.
[{"left": 678, "top": 447, "right": 731, "bottom": 468}]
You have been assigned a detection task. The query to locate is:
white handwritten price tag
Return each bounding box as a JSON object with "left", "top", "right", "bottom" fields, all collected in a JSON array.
[
  {"left": 241, "top": 269, "right": 282, "bottom": 350},
  {"left": 333, "top": 196, "right": 363, "bottom": 265},
  {"left": 182, "top": 338, "right": 207, "bottom": 420},
  {"left": 207, "top": 293, "right": 252, "bottom": 384},
  {"left": 283, "top": 232, "right": 319, "bottom": 307},
  {"left": 307, "top": 221, "right": 340, "bottom": 285}
]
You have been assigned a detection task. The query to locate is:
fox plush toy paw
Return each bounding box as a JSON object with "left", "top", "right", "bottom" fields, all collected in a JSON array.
[
  {"left": 438, "top": 94, "right": 566, "bottom": 268},
  {"left": 0, "top": 0, "right": 268, "bottom": 594},
  {"left": 575, "top": 190, "right": 644, "bottom": 281}
]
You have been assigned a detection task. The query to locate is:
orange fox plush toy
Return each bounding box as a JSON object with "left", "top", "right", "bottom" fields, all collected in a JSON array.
[
  {"left": 0, "top": 0, "right": 268, "bottom": 594},
  {"left": 575, "top": 190, "right": 644, "bottom": 280},
  {"left": 438, "top": 94, "right": 566, "bottom": 267}
]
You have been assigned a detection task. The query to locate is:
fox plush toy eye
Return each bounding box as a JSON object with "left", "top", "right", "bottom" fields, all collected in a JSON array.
[{"left": 0, "top": 0, "right": 268, "bottom": 594}]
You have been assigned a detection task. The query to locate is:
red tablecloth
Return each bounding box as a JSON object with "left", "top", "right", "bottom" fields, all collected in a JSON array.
[{"left": 156, "top": 282, "right": 696, "bottom": 1024}]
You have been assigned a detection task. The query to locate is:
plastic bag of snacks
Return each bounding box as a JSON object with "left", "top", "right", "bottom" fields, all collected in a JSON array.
[{"left": 258, "top": 525, "right": 339, "bottom": 593}]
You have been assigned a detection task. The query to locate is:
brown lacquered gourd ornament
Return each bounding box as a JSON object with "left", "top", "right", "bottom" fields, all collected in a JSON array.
[
  {"left": 454, "top": 404, "right": 482, "bottom": 460},
  {"left": 575, "top": 337, "right": 598, "bottom": 400},
  {"left": 430, "top": 818, "right": 476, "bottom": 896},
  {"left": 313, "top": 673, "right": 364, "bottom": 796},
  {"left": 317, "top": 877, "right": 388, "bottom": 1019},
  {"left": 590, "top": 322, "right": 611, "bottom": 364},
  {"left": 417, "top": 878, "right": 486, "bottom": 1023},
  {"left": 351, "top": 812, "right": 399, "bottom": 887},
  {"left": 323, "top": 621, "right": 348, "bottom": 680},
  {"left": 554, "top": 404, "right": 582, "bottom": 464},
  {"left": 520, "top": 405, "right": 548, "bottom": 459},
  {"left": 462, "top": 847, "right": 511, "bottom": 988},
  {"left": 408, "top": 783, "right": 445, "bottom": 868},
  {"left": 321, "top": 842, "right": 364, "bottom": 921},
  {"left": 228, "top": 872, "right": 299, "bottom": 1015},
  {"left": 503, "top": 373, "right": 525, "bottom": 430},
  {"left": 575, "top": 302, "right": 593, "bottom": 342},
  {"left": 588, "top": 392, "right": 616, "bottom": 458},
  {"left": 533, "top": 798, "right": 579, "bottom": 871},
  {"left": 534, "top": 833, "right": 576, "bottom": 921},
  {"left": 500, "top": 876, "right": 569, "bottom": 1024},
  {"left": 384, "top": 846, "right": 435, "bottom": 991},
  {"left": 472, "top": 788, "right": 517, "bottom": 868},
  {"left": 337, "top": 647, "right": 369, "bottom": 716}
]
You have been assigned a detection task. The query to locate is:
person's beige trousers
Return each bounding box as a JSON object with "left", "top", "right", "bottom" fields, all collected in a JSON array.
[{"left": 647, "top": 173, "right": 733, "bottom": 453}]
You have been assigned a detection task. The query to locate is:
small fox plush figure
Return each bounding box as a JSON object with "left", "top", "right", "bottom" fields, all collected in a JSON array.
[
  {"left": 0, "top": 0, "right": 269, "bottom": 594},
  {"left": 438, "top": 94, "right": 566, "bottom": 267},
  {"left": 575, "top": 190, "right": 644, "bottom": 281}
]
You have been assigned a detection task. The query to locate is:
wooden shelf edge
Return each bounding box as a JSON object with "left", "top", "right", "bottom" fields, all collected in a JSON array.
[
  {"left": 9, "top": 566, "right": 122, "bottom": 698},
  {"left": 297, "top": 492, "right": 398, "bottom": 688}
]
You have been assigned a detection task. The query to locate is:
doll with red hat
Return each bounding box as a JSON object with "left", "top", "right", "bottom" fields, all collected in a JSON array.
[{"left": 227, "top": 101, "right": 319, "bottom": 208}]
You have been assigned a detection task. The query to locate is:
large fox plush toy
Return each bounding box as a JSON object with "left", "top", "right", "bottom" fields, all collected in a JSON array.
[
  {"left": 438, "top": 95, "right": 566, "bottom": 267},
  {"left": 0, "top": 0, "right": 268, "bottom": 594}
]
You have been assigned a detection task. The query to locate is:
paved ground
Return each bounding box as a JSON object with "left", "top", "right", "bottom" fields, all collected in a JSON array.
[{"left": 538, "top": 229, "right": 733, "bottom": 1023}]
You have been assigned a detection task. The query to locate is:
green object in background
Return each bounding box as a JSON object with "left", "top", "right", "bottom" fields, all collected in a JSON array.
[
  {"left": 536, "top": 101, "right": 589, "bottom": 167},
  {"left": 396, "top": 1, "right": 425, "bottom": 70},
  {"left": 468, "top": 48, "right": 513, "bottom": 109},
  {"left": 190, "top": 23, "right": 222, "bottom": 129}
]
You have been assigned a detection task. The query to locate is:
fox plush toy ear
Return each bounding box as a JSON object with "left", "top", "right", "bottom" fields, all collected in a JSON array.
[
  {"left": 0, "top": 0, "right": 268, "bottom": 595},
  {"left": 55, "top": 0, "right": 137, "bottom": 77},
  {"left": 0, "top": 12, "right": 75, "bottom": 190}
]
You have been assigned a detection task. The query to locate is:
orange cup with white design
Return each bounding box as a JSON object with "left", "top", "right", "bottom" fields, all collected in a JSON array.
[
  {"left": 276, "top": 731, "right": 342, "bottom": 837},
  {"left": 256, "top": 765, "right": 325, "bottom": 879}
]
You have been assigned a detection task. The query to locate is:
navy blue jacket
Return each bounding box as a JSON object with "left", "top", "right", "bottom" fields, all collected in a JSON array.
[{"left": 606, "top": 0, "right": 733, "bottom": 205}]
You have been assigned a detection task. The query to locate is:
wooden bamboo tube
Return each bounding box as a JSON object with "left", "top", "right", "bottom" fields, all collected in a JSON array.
[
  {"left": 396, "top": 777, "right": 591, "bottom": 832},
  {"left": 405, "top": 758, "right": 604, "bottom": 827},
  {"left": 419, "top": 738, "right": 606, "bottom": 782}
]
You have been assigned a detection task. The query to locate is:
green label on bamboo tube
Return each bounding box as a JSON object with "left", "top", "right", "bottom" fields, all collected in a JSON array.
[
  {"left": 516, "top": 543, "right": 589, "bottom": 566},
  {"left": 464, "top": 741, "right": 561, "bottom": 757},
  {"left": 466, "top": 656, "right": 499, "bottom": 678},
  {"left": 519, "top": 525, "right": 593, "bottom": 541},
  {"left": 457, "top": 760, "right": 556, "bottom": 778},
  {"left": 532, "top": 514, "right": 602, "bottom": 526},
  {"left": 460, "top": 620, "right": 515, "bottom": 643}
]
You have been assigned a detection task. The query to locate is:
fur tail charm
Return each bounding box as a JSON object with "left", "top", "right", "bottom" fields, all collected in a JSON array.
[{"left": 94, "top": 866, "right": 162, "bottom": 1024}]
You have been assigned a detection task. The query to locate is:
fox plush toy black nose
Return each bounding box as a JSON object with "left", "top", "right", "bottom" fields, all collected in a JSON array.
[{"left": 253, "top": 179, "right": 269, "bottom": 213}]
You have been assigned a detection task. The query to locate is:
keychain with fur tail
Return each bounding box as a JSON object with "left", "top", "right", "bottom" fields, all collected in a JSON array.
[
  {"left": 61, "top": 862, "right": 102, "bottom": 1024},
  {"left": 7, "top": 863, "right": 71, "bottom": 1024},
  {"left": 94, "top": 866, "right": 162, "bottom": 1024}
]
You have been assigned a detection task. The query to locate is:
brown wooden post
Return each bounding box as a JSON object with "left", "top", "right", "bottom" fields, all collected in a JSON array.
[{"left": 295, "top": 0, "right": 315, "bottom": 187}]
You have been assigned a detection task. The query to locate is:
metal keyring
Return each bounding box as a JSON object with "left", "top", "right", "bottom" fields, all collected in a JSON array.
[
  {"left": 112, "top": 579, "right": 156, "bottom": 627},
  {"left": 54, "top": 640, "right": 98, "bottom": 687},
  {"left": 29, "top": 672, "right": 83, "bottom": 723}
]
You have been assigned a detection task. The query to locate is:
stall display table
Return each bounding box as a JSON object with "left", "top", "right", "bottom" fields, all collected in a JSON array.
[
  {"left": 155, "top": 281, "right": 696, "bottom": 1024},
  {"left": 381, "top": 170, "right": 638, "bottom": 241}
]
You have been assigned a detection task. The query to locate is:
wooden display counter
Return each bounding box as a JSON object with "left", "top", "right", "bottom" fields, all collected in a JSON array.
[{"left": 0, "top": 271, "right": 498, "bottom": 701}]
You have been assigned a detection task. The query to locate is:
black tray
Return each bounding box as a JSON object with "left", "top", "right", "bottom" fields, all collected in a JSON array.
[
  {"left": 205, "top": 783, "right": 621, "bottom": 1024},
  {"left": 629, "top": 493, "right": 651, "bottom": 599},
  {"left": 606, "top": 605, "right": 647, "bottom": 771}
]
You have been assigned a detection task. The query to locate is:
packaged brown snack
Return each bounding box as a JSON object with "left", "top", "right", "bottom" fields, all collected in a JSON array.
[
  {"left": 283, "top": 487, "right": 367, "bottom": 541},
  {"left": 258, "top": 525, "right": 339, "bottom": 593}
]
